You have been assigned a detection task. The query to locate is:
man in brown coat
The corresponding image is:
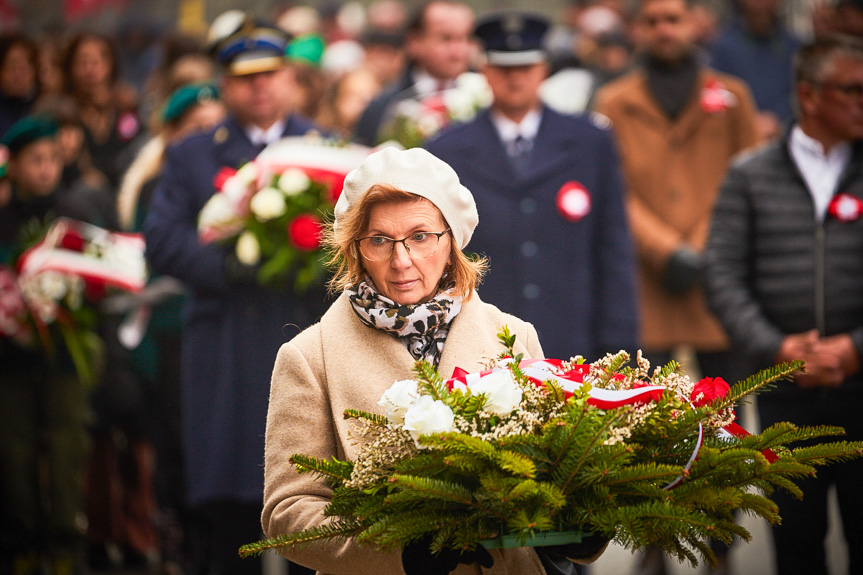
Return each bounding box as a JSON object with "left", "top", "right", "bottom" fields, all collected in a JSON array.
[{"left": 594, "top": 1, "right": 759, "bottom": 572}]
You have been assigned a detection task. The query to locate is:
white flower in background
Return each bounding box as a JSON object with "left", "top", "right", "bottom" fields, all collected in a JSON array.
[
  {"left": 36, "top": 271, "right": 68, "bottom": 301},
  {"left": 235, "top": 231, "right": 261, "bottom": 265},
  {"left": 220, "top": 176, "right": 251, "bottom": 205},
  {"left": 446, "top": 73, "right": 492, "bottom": 121},
  {"left": 443, "top": 89, "right": 475, "bottom": 122},
  {"left": 378, "top": 379, "right": 419, "bottom": 425},
  {"left": 467, "top": 369, "right": 523, "bottom": 416},
  {"left": 278, "top": 168, "right": 311, "bottom": 196},
  {"left": 235, "top": 162, "right": 259, "bottom": 186},
  {"left": 198, "top": 194, "right": 235, "bottom": 229},
  {"left": 403, "top": 395, "right": 455, "bottom": 447},
  {"left": 249, "top": 187, "right": 287, "bottom": 221},
  {"left": 394, "top": 98, "right": 423, "bottom": 119},
  {"left": 417, "top": 113, "right": 445, "bottom": 139}
]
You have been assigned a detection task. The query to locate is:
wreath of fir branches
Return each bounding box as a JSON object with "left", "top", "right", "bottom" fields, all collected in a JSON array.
[{"left": 240, "top": 328, "right": 863, "bottom": 567}]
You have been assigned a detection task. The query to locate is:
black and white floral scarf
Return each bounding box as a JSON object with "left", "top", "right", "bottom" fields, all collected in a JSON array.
[{"left": 346, "top": 280, "right": 462, "bottom": 367}]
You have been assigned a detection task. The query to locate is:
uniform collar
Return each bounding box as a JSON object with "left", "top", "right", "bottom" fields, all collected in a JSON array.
[
  {"left": 245, "top": 118, "right": 287, "bottom": 147},
  {"left": 490, "top": 107, "right": 543, "bottom": 143}
]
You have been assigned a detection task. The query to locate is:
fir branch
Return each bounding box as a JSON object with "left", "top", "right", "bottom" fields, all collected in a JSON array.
[
  {"left": 238, "top": 518, "right": 361, "bottom": 557},
  {"left": 388, "top": 474, "right": 474, "bottom": 506},
  {"left": 343, "top": 408, "right": 389, "bottom": 426},
  {"left": 413, "top": 360, "right": 448, "bottom": 400},
  {"left": 289, "top": 454, "right": 354, "bottom": 483}
]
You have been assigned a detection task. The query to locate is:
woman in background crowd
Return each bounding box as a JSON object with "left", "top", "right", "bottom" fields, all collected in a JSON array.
[
  {"left": 0, "top": 33, "right": 40, "bottom": 137},
  {"left": 62, "top": 32, "right": 142, "bottom": 188}
]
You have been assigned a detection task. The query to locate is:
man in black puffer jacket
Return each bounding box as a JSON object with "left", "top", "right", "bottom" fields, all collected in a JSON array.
[{"left": 705, "top": 34, "right": 863, "bottom": 575}]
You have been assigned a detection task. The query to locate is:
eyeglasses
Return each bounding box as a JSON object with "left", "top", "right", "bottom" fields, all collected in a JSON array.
[
  {"left": 356, "top": 229, "right": 451, "bottom": 262},
  {"left": 818, "top": 81, "right": 863, "bottom": 99}
]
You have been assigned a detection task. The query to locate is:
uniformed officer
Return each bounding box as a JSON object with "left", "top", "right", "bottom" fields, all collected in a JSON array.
[
  {"left": 426, "top": 11, "right": 638, "bottom": 363},
  {"left": 142, "top": 16, "right": 325, "bottom": 575}
]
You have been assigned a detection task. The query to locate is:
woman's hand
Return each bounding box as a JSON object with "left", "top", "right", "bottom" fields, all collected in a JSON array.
[{"left": 401, "top": 536, "right": 494, "bottom": 575}]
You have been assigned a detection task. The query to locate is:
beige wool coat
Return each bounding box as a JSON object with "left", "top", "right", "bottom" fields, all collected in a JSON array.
[
  {"left": 261, "top": 292, "right": 550, "bottom": 575},
  {"left": 594, "top": 68, "right": 760, "bottom": 351}
]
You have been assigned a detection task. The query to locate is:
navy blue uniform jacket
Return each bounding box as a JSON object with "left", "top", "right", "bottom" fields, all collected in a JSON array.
[
  {"left": 143, "top": 115, "right": 329, "bottom": 506},
  {"left": 426, "top": 107, "right": 638, "bottom": 361}
]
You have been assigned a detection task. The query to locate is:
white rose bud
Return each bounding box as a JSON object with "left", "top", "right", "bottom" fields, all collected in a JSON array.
[
  {"left": 278, "top": 168, "right": 311, "bottom": 196},
  {"left": 469, "top": 370, "right": 523, "bottom": 416},
  {"left": 235, "top": 231, "right": 261, "bottom": 265},
  {"left": 221, "top": 177, "right": 251, "bottom": 204},
  {"left": 236, "top": 162, "right": 259, "bottom": 186},
  {"left": 403, "top": 395, "right": 455, "bottom": 447},
  {"left": 249, "top": 187, "right": 287, "bottom": 221},
  {"left": 378, "top": 379, "right": 419, "bottom": 425},
  {"left": 443, "top": 89, "right": 475, "bottom": 122}
]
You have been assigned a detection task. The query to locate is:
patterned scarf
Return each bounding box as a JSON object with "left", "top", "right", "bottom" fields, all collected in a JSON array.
[{"left": 346, "top": 280, "right": 462, "bottom": 367}]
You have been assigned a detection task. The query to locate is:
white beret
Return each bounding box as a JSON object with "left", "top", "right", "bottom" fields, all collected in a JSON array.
[{"left": 335, "top": 147, "right": 479, "bottom": 249}]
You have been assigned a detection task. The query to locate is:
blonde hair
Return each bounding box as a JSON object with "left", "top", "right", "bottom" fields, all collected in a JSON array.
[{"left": 325, "top": 184, "right": 487, "bottom": 299}]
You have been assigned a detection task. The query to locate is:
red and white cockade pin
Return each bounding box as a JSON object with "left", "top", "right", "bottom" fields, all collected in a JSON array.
[
  {"left": 700, "top": 78, "right": 737, "bottom": 114},
  {"left": 828, "top": 192, "right": 863, "bottom": 222},
  {"left": 556, "top": 181, "right": 592, "bottom": 222}
]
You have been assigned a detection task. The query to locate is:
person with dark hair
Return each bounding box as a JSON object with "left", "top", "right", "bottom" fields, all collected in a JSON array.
[
  {"left": 705, "top": 34, "right": 863, "bottom": 575},
  {"left": 143, "top": 14, "right": 326, "bottom": 575},
  {"left": 61, "top": 32, "right": 143, "bottom": 188},
  {"left": 353, "top": 0, "right": 474, "bottom": 145},
  {"left": 0, "top": 33, "right": 40, "bottom": 137}
]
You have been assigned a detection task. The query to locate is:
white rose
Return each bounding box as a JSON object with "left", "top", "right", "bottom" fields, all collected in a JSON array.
[
  {"left": 221, "top": 176, "right": 251, "bottom": 204},
  {"left": 403, "top": 395, "right": 455, "bottom": 447},
  {"left": 235, "top": 231, "right": 261, "bottom": 265},
  {"left": 443, "top": 89, "right": 475, "bottom": 122},
  {"left": 455, "top": 72, "right": 493, "bottom": 107},
  {"left": 198, "top": 194, "right": 233, "bottom": 229},
  {"left": 249, "top": 187, "right": 287, "bottom": 221},
  {"left": 236, "top": 162, "right": 259, "bottom": 186},
  {"left": 468, "top": 370, "right": 523, "bottom": 416},
  {"left": 378, "top": 379, "right": 419, "bottom": 425},
  {"left": 417, "top": 113, "right": 445, "bottom": 138},
  {"left": 278, "top": 168, "right": 311, "bottom": 196},
  {"left": 37, "top": 271, "right": 68, "bottom": 301}
]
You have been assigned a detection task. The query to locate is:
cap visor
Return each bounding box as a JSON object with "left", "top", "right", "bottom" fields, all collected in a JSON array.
[
  {"left": 486, "top": 49, "right": 546, "bottom": 67},
  {"left": 227, "top": 56, "right": 286, "bottom": 76}
]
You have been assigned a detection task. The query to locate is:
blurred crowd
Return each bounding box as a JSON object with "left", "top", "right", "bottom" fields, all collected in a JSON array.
[{"left": 1, "top": 1, "right": 862, "bottom": 575}]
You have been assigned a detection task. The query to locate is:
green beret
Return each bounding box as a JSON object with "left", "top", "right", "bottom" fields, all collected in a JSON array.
[
  {"left": 161, "top": 82, "right": 220, "bottom": 124},
  {"left": 286, "top": 34, "right": 325, "bottom": 67},
  {"left": 1, "top": 116, "right": 59, "bottom": 154}
]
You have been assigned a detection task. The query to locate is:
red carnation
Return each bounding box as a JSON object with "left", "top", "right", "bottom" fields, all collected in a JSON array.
[
  {"left": 213, "top": 166, "right": 237, "bottom": 190},
  {"left": 288, "top": 214, "right": 323, "bottom": 251},
  {"left": 690, "top": 377, "right": 730, "bottom": 407}
]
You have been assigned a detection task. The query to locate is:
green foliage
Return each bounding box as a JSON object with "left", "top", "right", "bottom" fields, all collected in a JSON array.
[{"left": 243, "top": 331, "right": 863, "bottom": 567}]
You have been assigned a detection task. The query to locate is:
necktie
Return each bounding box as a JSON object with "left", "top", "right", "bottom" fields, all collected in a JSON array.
[{"left": 508, "top": 135, "right": 533, "bottom": 173}]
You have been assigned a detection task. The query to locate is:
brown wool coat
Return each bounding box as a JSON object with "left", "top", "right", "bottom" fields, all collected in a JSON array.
[
  {"left": 594, "top": 68, "right": 760, "bottom": 351},
  {"left": 261, "top": 293, "right": 549, "bottom": 575}
]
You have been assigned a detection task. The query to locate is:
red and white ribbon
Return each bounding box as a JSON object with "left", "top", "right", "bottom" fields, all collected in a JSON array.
[
  {"left": 446, "top": 358, "right": 780, "bottom": 488},
  {"left": 17, "top": 218, "right": 147, "bottom": 293}
]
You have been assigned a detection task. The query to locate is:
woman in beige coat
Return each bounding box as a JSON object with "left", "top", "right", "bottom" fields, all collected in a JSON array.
[{"left": 261, "top": 148, "right": 606, "bottom": 575}]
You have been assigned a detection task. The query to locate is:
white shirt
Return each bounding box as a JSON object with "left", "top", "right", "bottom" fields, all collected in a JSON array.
[
  {"left": 490, "top": 107, "right": 543, "bottom": 154},
  {"left": 246, "top": 119, "right": 287, "bottom": 147},
  {"left": 789, "top": 125, "right": 852, "bottom": 221}
]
